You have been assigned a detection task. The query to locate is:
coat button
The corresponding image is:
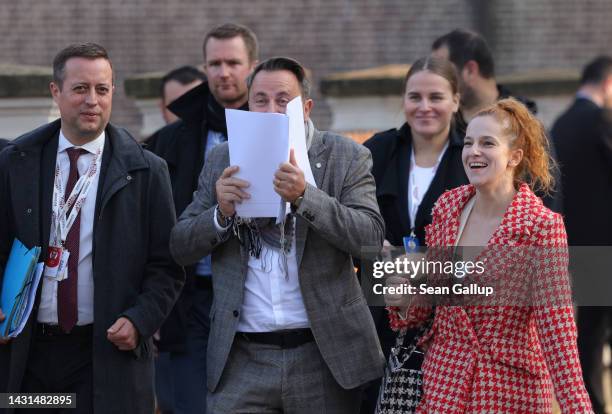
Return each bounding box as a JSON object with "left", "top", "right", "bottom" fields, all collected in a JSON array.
[
  {"left": 233, "top": 310, "right": 239, "bottom": 317},
  {"left": 315, "top": 162, "right": 321, "bottom": 168},
  {"left": 126, "top": 175, "right": 132, "bottom": 181},
  {"left": 26, "top": 208, "right": 32, "bottom": 214}
]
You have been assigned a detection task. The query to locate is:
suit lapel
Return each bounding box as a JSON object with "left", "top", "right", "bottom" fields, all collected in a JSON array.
[
  {"left": 295, "top": 130, "right": 327, "bottom": 267},
  {"left": 437, "top": 185, "right": 474, "bottom": 246},
  {"left": 488, "top": 183, "right": 533, "bottom": 246},
  {"left": 9, "top": 126, "right": 59, "bottom": 251},
  {"left": 40, "top": 134, "right": 59, "bottom": 250},
  {"left": 96, "top": 125, "right": 148, "bottom": 216},
  {"left": 93, "top": 136, "right": 112, "bottom": 226},
  {"left": 397, "top": 133, "right": 411, "bottom": 233},
  {"left": 97, "top": 142, "right": 127, "bottom": 215},
  {"left": 375, "top": 125, "right": 411, "bottom": 238}
]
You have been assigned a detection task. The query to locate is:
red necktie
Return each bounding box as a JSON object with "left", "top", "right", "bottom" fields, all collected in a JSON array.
[{"left": 57, "top": 147, "right": 87, "bottom": 333}]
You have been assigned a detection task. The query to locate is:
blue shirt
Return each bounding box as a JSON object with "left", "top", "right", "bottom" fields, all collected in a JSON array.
[{"left": 195, "top": 129, "right": 227, "bottom": 277}]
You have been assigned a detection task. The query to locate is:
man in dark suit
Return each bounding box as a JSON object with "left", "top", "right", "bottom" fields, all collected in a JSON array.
[
  {"left": 0, "top": 43, "right": 184, "bottom": 414},
  {"left": 146, "top": 23, "right": 258, "bottom": 414},
  {"left": 551, "top": 55, "right": 612, "bottom": 414}
]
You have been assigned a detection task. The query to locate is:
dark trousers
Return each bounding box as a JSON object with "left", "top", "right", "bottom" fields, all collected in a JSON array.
[
  {"left": 20, "top": 326, "right": 93, "bottom": 414},
  {"left": 154, "top": 286, "right": 212, "bottom": 414},
  {"left": 578, "top": 306, "right": 612, "bottom": 414}
]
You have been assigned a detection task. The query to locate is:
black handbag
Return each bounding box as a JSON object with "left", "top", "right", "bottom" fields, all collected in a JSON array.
[{"left": 374, "top": 317, "right": 432, "bottom": 414}]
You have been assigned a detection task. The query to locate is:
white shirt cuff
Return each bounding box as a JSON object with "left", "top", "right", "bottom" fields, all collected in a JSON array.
[{"left": 214, "top": 205, "right": 232, "bottom": 232}]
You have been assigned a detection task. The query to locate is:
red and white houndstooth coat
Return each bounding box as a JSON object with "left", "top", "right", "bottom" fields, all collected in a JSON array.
[{"left": 388, "top": 184, "right": 593, "bottom": 413}]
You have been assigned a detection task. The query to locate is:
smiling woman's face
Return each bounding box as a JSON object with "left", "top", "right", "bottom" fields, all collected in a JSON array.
[
  {"left": 403, "top": 70, "right": 459, "bottom": 140},
  {"left": 463, "top": 114, "right": 523, "bottom": 191}
]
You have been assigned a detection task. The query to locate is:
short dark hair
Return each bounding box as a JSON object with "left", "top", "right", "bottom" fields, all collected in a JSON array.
[
  {"left": 203, "top": 23, "right": 259, "bottom": 64},
  {"left": 405, "top": 56, "right": 459, "bottom": 95},
  {"left": 432, "top": 29, "right": 495, "bottom": 79},
  {"left": 160, "top": 65, "right": 206, "bottom": 99},
  {"left": 246, "top": 57, "right": 311, "bottom": 99},
  {"left": 580, "top": 55, "right": 612, "bottom": 85},
  {"left": 53, "top": 42, "right": 112, "bottom": 89}
]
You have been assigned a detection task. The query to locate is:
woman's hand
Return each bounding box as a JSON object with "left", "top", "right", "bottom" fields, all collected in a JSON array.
[{"left": 384, "top": 275, "right": 412, "bottom": 309}]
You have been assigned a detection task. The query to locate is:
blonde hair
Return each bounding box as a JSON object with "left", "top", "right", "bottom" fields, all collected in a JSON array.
[{"left": 474, "top": 98, "right": 556, "bottom": 194}]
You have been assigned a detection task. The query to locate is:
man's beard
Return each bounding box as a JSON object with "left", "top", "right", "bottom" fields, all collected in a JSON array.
[
  {"left": 215, "top": 85, "right": 247, "bottom": 108},
  {"left": 460, "top": 85, "right": 479, "bottom": 111}
]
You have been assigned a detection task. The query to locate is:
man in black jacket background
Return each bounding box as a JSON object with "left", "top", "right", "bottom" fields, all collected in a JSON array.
[
  {"left": 146, "top": 23, "right": 258, "bottom": 414},
  {"left": 551, "top": 56, "right": 612, "bottom": 414},
  {"left": 157, "top": 65, "right": 206, "bottom": 126},
  {"left": 431, "top": 28, "right": 538, "bottom": 135}
]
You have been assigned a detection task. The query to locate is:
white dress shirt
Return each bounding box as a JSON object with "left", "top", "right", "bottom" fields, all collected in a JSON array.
[
  {"left": 214, "top": 210, "right": 310, "bottom": 332},
  {"left": 37, "top": 130, "right": 105, "bottom": 325},
  {"left": 407, "top": 143, "right": 448, "bottom": 229}
]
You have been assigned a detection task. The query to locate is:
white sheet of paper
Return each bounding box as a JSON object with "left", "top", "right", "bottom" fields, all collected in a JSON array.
[
  {"left": 286, "top": 96, "right": 316, "bottom": 187},
  {"left": 275, "top": 97, "right": 318, "bottom": 223},
  {"left": 226, "top": 109, "right": 289, "bottom": 217}
]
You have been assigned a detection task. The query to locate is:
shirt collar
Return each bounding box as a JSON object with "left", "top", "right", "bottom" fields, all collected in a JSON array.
[{"left": 58, "top": 129, "right": 106, "bottom": 155}]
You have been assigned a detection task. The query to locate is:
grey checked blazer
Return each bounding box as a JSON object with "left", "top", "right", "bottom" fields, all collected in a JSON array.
[{"left": 170, "top": 128, "right": 386, "bottom": 392}]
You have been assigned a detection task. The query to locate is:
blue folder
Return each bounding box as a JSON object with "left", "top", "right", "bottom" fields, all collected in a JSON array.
[{"left": 0, "top": 238, "right": 41, "bottom": 338}]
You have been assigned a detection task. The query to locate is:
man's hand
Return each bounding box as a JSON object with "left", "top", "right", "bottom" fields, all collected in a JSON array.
[
  {"left": 274, "top": 149, "right": 306, "bottom": 203},
  {"left": 107, "top": 317, "right": 139, "bottom": 351},
  {"left": 0, "top": 308, "right": 9, "bottom": 344},
  {"left": 215, "top": 166, "right": 250, "bottom": 218}
]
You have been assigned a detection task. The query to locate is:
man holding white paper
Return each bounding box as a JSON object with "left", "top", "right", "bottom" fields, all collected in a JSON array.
[{"left": 170, "top": 57, "right": 385, "bottom": 413}]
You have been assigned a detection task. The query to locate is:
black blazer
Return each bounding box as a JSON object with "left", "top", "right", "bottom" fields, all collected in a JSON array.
[
  {"left": 551, "top": 97, "right": 612, "bottom": 245},
  {"left": 0, "top": 139, "right": 9, "bottom": 152},
  {"left": 363, "top": 123, "right": 468, "bottom": 247}
]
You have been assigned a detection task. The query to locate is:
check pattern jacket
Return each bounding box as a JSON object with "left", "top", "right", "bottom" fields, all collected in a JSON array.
[{"left": 388, "top": 184, "right": 592, "bottom": 413}]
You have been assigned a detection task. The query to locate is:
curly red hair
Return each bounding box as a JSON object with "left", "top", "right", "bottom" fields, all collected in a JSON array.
[{"left": 474, "top": 98, "right": 556, "bottom": 195}]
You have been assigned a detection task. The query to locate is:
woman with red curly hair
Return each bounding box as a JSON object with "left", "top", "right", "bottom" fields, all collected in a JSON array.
[{"left": 387, "top": 98, "right": 593, "bottom": 413}]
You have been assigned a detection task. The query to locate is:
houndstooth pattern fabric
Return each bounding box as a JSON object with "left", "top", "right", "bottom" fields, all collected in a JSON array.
[
  {"left": 376, "top": 320, "right": 432, "bottom": 414},
  {"left": 388, "top": 184, "right": 593, "bottom": 413}
]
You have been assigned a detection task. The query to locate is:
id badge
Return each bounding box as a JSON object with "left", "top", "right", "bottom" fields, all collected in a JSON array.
[
  {"left": 43, "top": 246, "right": 63, "bottom": 279},
  {"left": 403, "top": 235, "right": 419, "bottom": 254},
  {"left": 56, "top": 250, "right": 70, "bottom": 281}
]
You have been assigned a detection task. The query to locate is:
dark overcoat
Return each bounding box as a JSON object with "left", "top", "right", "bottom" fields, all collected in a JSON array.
[
  {"left": 0, "top": 119, "right": 184, "bottom": 413},
  {"left": 551, "top": 97, "right": 612, "bottom": 246},
  {"left": 145, "top": 81, "right": 233, "bottom": 352}
]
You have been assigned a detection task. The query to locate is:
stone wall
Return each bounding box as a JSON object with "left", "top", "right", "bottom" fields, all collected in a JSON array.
[{"left": 1, "top": 1, "right": 610, "bottom": 138}]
